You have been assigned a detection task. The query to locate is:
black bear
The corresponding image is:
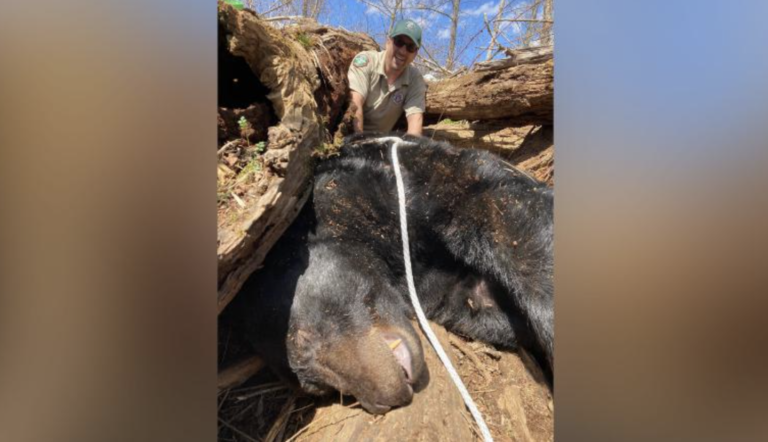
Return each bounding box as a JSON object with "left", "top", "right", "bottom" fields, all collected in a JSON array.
[{"left": 226, "top": 133, "right": 554, "bottom": 414}]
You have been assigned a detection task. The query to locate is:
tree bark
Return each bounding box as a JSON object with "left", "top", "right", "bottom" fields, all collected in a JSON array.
[
  {"left": 217, "top": 5, "right": 321, "bottom": 313},
  {"left": 292, "top": 21, "right": 379, "bottom": 135},
  {"left": 425, "top": 46, "right": 553, "bottom": 125},
  {"left": 216, "top": 9, "right": 382, "bottom": 314}
]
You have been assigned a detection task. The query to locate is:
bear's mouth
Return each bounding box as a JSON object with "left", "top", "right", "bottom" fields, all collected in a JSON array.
[{"left": 381, "top": 331, "right": 414, "bottom": 385}]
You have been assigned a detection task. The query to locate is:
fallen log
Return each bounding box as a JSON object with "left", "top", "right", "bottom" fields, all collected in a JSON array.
[
  {"left": 290, "top": 22, "right": 379, "bottom": 135},
  {"left": 425, "top": 46, "right": 553, "bottom": 125},
  {"left": 217, "top": 5, "right": 321, "bottom": 313},
  {"left": 217, "top": 9, "right": 385, "bottom": 313}
]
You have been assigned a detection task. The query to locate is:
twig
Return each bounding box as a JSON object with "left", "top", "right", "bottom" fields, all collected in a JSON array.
[
  {"left": 217, "top": 139, "right": 241, "bottom": 157},
  {"left": 229, "top": 400, "right": 258, "bottom": 422},
  {"left": 219, "top": 326, "right": 232, "bottom": 364},
  {"left": 345, "top": 401, "right": 360, "bottom": 409},
  {"left": 218, "top": 417, "right": 259, "bottom": 442},
  {"left": 231, "top": 192, "right": 246, "bottom": 208},
  {"left": 218, "top": 356, "right": 265, "bottom": 391},
  {"left": 263, "top": 15, "right": 304, "bottom": 22},
  {"left": 291, "top": 403, "right": 316, "bottom": 415},
  {"left": 232, "top": 380, "right": 283, "bottom": 393},
  {"left": 411, "top": 5, "right": 451, "bottom": 19},
  {"left": 235, "top": 385, "right": 289, "bottom": 401},
  {"left": 495, "top": 18, "right": 553, "bottom": 24},
  {"left": 417, "top": 44, "right": 455, "bottom": 76},
  {"left": 460, "top": 408, "right": 483, "bottom": 440},
  {"left": 477, "top": 346, "right": 503, "bottom": 360},
  {"left": 449, "top": 335, "right": 493, "bottom": 384},
  {"left": 265, "top": 395, "right": 297, "bottom": 442},
  {"left": 218, "top": 388, "right": 230, "bottom": 413},
  {"left": 260, "top": 1, "right": 291, "bottom": 16},
  {"left": 284, "top": 410, "right": 363, "bottom": 442}
]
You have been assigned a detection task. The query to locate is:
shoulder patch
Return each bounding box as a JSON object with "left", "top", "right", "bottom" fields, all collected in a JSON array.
[{"left": 352, "top": 54, "right": 369, "bottom": 68}]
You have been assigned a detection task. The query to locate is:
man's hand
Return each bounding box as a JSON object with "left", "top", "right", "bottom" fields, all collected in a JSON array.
[
  {"left": 406, "top": 112, "right": 423, "bottom": 136},
  {"left": 350, "top": 91, "right": 366, "bottom": 133}
]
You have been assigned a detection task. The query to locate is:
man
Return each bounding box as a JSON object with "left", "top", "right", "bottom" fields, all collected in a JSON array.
[{"left": 348, "top": 20, "right": 426, "bottom": 136}]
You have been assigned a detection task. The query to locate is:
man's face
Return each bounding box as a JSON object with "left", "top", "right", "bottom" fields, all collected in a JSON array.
[{"left": 384, "top": 35, "right": 418, "bottom": 73}]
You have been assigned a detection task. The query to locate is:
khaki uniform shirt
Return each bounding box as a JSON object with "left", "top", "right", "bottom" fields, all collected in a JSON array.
[{"left": 348, "top": 50, "right": 426, "bottom": 133}]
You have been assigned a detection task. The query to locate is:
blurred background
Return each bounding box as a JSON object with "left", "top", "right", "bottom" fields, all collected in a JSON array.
[{"left": 1, "top": 1, "right": 767, "bottom": 441}]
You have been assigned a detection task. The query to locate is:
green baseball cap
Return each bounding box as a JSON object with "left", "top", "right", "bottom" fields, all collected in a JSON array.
[{"left": 390, "top": 19, "right": 422, "bottom": 48}]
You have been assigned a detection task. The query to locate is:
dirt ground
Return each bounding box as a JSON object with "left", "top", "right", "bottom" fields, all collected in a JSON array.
[{"left": 218, "top": 317, "right": 553, "bottom": 442}]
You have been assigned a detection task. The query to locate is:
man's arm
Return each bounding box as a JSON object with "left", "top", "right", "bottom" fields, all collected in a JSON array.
[
  {"left": 350, "top": 91, "right": 366, "bottom": 133},
  {"left": 406, "top": 112, "right": 423, "bottom": 136}
]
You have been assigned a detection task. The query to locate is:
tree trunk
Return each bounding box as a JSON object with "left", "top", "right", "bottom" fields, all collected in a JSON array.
[
  {"left": 216, "top": 8, "right": 381, "bottom": 314},
  {"left": 486, "top": 0, "right": 506, "bottom": 61},
  {"left": 446, "top": 0, "right": 461, "bottom": 71},
  {"left": 293, "top": 22, "right": 379, "bottom": 135},
  {"left": 522, "top": 1, "right": 539, "bottom": 47},
  {"left": 217, "top": 6, "right": 321, "bottom": 313},
  {"left": 542, "top": 0, "right": 553, "bottom": 46},
  {"left": 425, "top": 46, "right": 553, "bottom": 125}
]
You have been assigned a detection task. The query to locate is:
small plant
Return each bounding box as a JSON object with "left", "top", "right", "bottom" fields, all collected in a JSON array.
[
  {"left": 296, "top": 32, "right": 313, "bottom": 49},
  {"left": 217, "top": 191, "right": 232, "bottom": 205},
  {"left": 238, "top": 116, "right": 251, "bottom": 147},
  {"left": 314, "top": 142, "right": 341, "bottom": 158},
  {"left": 238, "top": 155, "right": 263, "bottom": 183},
  {"left": 255, "top": 141, "right": 266, "bottom": 154},
  {"left": 438, "top": 118, "right": 468, "bottom": 127}
]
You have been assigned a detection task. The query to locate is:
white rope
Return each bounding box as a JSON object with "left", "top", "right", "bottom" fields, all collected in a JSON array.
[{"left": 384, "top": 136, "right": 494, "bottom": 442}]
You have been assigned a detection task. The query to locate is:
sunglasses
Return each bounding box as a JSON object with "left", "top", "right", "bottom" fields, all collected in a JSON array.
[{"left": 392, "top": 36, "right": 418, "bottom": 53}]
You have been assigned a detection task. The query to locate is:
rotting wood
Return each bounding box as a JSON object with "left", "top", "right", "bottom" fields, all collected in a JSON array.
[
  {"left": 290, "top": 21, "right": 379, "bottom": 137},
  {"left": 217, "top": 5, "right": 320, "bottom": 313},
  {"left": 218, "top": 356, "right": 266, "bottom": 391}
]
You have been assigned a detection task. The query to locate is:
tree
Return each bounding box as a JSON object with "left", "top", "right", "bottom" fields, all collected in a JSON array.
[
  {"left": 541, "top": 0, "right": 553, "bottom": 45},
  {"left": 358, "top": 0, "right": 406, "bottom": 34},
  {"left": 411, "top": 0, "right": 463, "bottom": 72},
  {"left": 485, "top": 0, "right": 507, "bottom": 61}
]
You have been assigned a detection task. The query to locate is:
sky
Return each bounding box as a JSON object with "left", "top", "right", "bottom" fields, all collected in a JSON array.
[{"left": 248, "top": 0, "right": 548, "bottom": 72}]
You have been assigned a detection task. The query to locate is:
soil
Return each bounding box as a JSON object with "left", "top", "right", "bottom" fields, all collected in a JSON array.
[{"left": 218, "top": 320, "right": 554, "bottom": 442}]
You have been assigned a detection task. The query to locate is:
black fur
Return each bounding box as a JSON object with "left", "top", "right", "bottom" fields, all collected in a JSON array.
[{"left": 227, "top": 133, "right": 554, "bottom": 413}]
